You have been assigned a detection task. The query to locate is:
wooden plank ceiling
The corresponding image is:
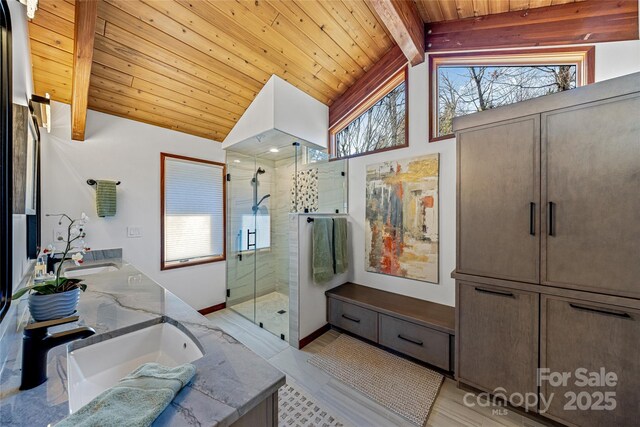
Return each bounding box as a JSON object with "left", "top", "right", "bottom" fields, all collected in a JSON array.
[
  {"left": 414, "top": 0, "right": 584, "bottom": 22},
  {"left": 28, "top": 0, "right": 395, "bottom": 141}
]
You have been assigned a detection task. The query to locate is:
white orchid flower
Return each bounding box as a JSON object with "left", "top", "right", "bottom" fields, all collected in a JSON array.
[
  {"left": 81, "top": 213, "right": 90, "bottom": 222},
  {"left": 72, "top": 252, "right": 84, "bottom": 266}
]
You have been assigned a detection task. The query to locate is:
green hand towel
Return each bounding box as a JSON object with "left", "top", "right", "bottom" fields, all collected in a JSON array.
[
  {"left": 56, "top": 362, "right": 196, "bottom": 427},
  {"left": 333, "top": 218, "right": 348, "bottom": 274},
  {"left": 313, "top": 218, "right": 334, "bottom": 284},
  {"left": 96, "top": 180, "right": 117, "bottom": 217}
]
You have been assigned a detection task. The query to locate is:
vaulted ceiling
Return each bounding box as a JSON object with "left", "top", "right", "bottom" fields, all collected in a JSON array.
[
  {"left": 26, "top": 0, "right": 627, "bottom": 142},
  {"left": 28, "top": 0, "right": 396, "bottom": 141}
]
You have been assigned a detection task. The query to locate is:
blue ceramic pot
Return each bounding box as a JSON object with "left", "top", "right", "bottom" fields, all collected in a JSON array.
[{"left": 28, "top": 287, "right": 80, "bottom": 321}]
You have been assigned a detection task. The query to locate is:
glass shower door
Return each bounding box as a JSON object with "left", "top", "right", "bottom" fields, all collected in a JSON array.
[
  {"left": 251, "top": 160, "right": 278, "bottom": 336},
  {"left": 225, "top": 152, "right": 256, "bottom": 322}
]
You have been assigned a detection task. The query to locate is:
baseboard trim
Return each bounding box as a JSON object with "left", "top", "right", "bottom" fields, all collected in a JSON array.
[
  {"left": 198, "top": 302, "right": 226, "bottom": 316},
  {"left": 299, "top": 323, "right": 331, "bottom": 349}
]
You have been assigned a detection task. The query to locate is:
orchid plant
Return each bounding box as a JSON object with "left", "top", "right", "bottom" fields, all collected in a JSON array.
[{"left": 12, "top": 213, "right": 91, "bottom": 300}]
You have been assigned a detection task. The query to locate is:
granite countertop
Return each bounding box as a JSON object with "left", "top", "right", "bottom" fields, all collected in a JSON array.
[{"left": 0, "top": 256, "right": 286, "bottom": 426}]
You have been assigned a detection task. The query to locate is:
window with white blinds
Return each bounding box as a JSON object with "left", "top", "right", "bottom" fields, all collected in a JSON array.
[{"left": 161, "top": 153, "right": 225, "bottom": 269}]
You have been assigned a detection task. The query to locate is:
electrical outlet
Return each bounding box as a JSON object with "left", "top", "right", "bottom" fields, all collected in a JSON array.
[
  {"left": 127, "top": 226, "right": 142, "bottom": 238},
  {"left": 53, "top": 227, "right": 66, "bottom": 242}
]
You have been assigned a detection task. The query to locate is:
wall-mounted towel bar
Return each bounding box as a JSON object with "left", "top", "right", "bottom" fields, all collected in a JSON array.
[
  {"left": 87, "top": 179, "right": 121, "bottom": 186},
  {"left": 307, "top": 215, "right": 343, "bottom": 223}
]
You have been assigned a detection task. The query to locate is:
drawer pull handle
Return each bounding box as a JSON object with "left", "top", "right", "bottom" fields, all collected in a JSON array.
[
  {"left": 474, "top": 287, "right": 514, "bottom": 298},
  {"left": 569, "top": 303, "right": 631, "bottom": 319},
  {"left": 398, "top": 334, "right": 423, "bottom": 346},
  {"left": 548, "top": 202, "right": 555, "bottom": 236},
  {"left": 341, "top": 314, "right": 361, "bottom": 323},
  {"left": 529, "top": 202, "right": 536, "bottom": 236}
]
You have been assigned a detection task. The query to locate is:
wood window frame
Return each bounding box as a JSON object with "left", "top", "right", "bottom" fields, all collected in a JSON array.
[
  {"left": 329, "top": 66, "right": 409, "bottom": 160},
  {"left": 160, "top": 152, "right": 226, "bottom": 271},
  {"left": 428, "top": 46, "right": 595, "bottom": 142}
]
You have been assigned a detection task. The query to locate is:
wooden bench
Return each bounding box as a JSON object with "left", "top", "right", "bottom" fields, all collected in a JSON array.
[{"left": 326, "top": 283, "right": 455, "bottom": 372}]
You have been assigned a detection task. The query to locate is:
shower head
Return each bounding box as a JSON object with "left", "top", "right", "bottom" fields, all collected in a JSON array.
[
  {"left": 258, "top": 194, "right": 271, "bottom": 204},
  {"left": 252, "top": 167, "right": 266, "bottom": 185}
]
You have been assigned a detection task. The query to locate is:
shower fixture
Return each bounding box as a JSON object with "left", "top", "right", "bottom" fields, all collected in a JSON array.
[
  {"left": 253, "top": 195, "right": 271, "bottom": 213},
  {"left": 252, "top": 168, "right": 271, "bottom": 213}
]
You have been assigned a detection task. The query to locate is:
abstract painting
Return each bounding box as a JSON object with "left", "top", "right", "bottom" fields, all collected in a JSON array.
[{"left": 365, "top": 154, "right": 439, "bottom": 283}]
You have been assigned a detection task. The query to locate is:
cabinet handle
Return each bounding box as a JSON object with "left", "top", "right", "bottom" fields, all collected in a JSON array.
[
  {"left": 569, "top": 303, "right": 631, "bottom": 319},
  {"left": 474, "top": 287, "right": 515, "bottom": 298},
  {"left": 341, "top": 314, "right": 361, "bottom": 323},
  {"left": 529, "top": 202, "right": 536, "bottom": 236},
  {"left": 398, "top": 334, "right": 423, "bottom": 346},
  {"left": 548, "top": 202, "right": 555, "bottom": 236}
]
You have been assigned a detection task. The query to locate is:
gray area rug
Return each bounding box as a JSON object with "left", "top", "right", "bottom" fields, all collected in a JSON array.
[
  {"left": 308, "top": 334, "right": 443, "bottom": 426},
  {"left": 279, "top": 383, "right": 347, "bottom": 427}
]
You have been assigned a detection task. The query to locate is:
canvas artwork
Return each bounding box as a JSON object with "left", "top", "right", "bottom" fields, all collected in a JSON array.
[{"left": 365, "top": 154, "right": 439, "bottom": 283}]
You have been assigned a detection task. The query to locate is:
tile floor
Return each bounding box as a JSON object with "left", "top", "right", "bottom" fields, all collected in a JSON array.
[
  {"left": 229, "top": 291, "right": 290, "bottom": 341},
  {"left": 206, "top": 308, "right": 550, "bottom": 427}
]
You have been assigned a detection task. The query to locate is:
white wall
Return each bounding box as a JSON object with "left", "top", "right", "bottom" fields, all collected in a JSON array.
[
  {"left": 223, "top": 75, "right": 329, "bottom": 150},
  {"left": 293, "top": 214, "right": 353, "bottom": 345},
  {"left": 272, "top": 76, "right": 329, "bottom": 149},
  {"left": 9, "top": 0, "right": 32, "bottom": 106},
  {"left": 348, "top": 40, "right": 640, "bottom": 307},
  {"left": 41, "top": 103, "right": 227, "bottom": 310}
]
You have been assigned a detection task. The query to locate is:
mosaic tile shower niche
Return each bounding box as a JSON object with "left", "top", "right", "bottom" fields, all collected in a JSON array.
[{"left": 291, "top": 168, "right": 318, "bottom": 212}]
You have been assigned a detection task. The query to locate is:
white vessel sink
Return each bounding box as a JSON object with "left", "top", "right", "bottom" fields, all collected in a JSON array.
[
  {"left": 67, "top": 320, "right": 204, "bottom": 413},
  {"left": 64, "top": 263, "right": 119, "bottom": 278}
]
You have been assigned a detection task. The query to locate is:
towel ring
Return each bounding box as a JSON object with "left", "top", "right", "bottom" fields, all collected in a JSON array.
[{"left": 87, "top": 179, "right": 121, "bottom": 186}]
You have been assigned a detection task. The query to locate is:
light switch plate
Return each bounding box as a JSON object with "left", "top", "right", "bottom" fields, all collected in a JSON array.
[{"left": 127, "top": 226, "right": 142, "bottom": 238}]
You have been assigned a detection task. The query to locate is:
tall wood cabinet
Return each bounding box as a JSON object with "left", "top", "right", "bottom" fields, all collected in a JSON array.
[{"left": 453, "top": 72, "right": 640, "bottom": 427}]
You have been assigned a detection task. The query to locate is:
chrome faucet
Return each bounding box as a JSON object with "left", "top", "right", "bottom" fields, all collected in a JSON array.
[{"left": 20, "top": 315, "right": 95, "bottom": 390}]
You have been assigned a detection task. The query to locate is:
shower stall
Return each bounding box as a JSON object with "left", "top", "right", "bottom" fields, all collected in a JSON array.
[{"left": 225, "top": 133, "right": 347, "bottom": 342}]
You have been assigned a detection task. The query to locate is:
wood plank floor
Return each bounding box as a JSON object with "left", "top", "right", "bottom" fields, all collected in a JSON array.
[{"left": 206, "top": 309, "right": 549, "bottom": 427}]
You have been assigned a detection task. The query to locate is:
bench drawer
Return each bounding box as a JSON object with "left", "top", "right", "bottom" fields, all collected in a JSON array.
[
  {"left": 328, "top": 299, "right": 378, "bottom": 342},
  {"left": 379, "top": 314, "right": 450, "bottom": 370}
]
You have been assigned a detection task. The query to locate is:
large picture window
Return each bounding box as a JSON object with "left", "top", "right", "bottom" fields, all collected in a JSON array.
[
  {"left": 161, "top": 153, "right": 226, "bottom": 270},
  {"left": 429, "top": 47, "right": 594, "bottom": 141},
  {"left": 330, "top": 67, "right": 408, "bottom": 159}
]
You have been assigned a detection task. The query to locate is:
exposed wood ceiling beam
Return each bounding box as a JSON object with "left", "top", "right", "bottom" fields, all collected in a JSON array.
[
  {"left": 71, "top": 0, "right": 99, "bottom": 141},
  {"left": 425, "top": 0, "right": 639, "bottom": 51},
  {"left": 367, "top": 0, "right": 425, "bottom": 66}
]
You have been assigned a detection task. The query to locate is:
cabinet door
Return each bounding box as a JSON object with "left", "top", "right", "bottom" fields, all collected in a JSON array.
[
  {"left": 456, "top": 281, "right": 539, "bottom": 412},
  {"left": 540, "top": 295, "right": 640, "bottom": 426},
  {"left": 542, "top": 93, "right": 640, "bottom": 298},
  {"left": 457, "top": 115, "right": 540, "bottom": 283}
]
